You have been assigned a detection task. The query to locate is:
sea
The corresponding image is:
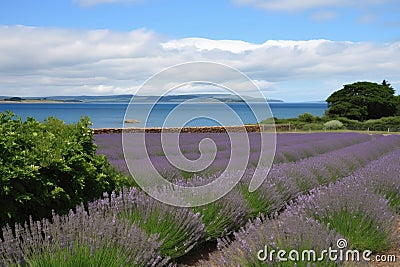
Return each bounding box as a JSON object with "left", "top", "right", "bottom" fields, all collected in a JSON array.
[{"left": 0, "top": 102, "right": 327, "bottom": 128}]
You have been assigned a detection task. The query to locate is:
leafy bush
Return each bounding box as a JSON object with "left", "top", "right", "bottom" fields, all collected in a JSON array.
[
  {"left": 259, "top": 117, "right": 276, "bottom": 124},
  {"left": 0, "top": 111, "right": 130, "bottom": 227},
  {"left": 338, "top": 116, "right": 400, "bottom": 132},
  {"left": 298, "top": 112, "right": 315, "bottom": 123},
  {"left": 302, "top": 122, "right": 324, "bottom": 130},
  {"left": 362, "top": 116, "right": 400, "bottom": 131},
  {"left": 336, "top": 117, "right": 362, "bottom": 129},
  {"left": 323, "top": 120, "right": 344, "bottom": 130}
]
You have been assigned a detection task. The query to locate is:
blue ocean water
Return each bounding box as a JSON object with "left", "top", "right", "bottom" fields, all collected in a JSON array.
[{"left": 0, "top": 102, "right": 327, "bottom": 128}]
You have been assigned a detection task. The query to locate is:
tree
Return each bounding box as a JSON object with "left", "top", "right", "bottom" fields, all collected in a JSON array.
[
  {"left": 326, "top": 81, "right": 398, "bottom": 121},
  {"left": 397, "top": 96, "right": 400, "bottom": 116}
]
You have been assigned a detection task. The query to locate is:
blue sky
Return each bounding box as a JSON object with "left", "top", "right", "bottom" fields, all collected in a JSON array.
[{"left": 0, "top": 0, "right": 399, "bottom": 101}]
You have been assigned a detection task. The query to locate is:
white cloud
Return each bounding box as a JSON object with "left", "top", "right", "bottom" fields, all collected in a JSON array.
[
  {"left": 233, "top": 0, "right": 391, "bottom": 11},
  {"left": 162, "top": 38, "right": 262, "bottom": 53},
  {"left": 73, "top": 0, "right": 140, "bottom": 7},
  {"left": 0, "top": 26, "right": 399, "bottom": 101}
]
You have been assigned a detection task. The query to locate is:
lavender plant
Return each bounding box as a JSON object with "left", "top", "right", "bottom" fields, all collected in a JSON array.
[
  {"left": 0, "top": 203, "right": 166, "bottom": 267},
  {"left": 296, "top": 179, "right": 397, "bottom": 252},
  {"left": 278, "top": 134, "right": 400, "bottom": 193},
  {"left": 353, "top": 149, "right": 400, "bottom": 212},
  {"left": 240, "top": 134, "right": 399, "bottom": 219},
  {"left": 192, "top": 185, "right": 251, "bottom": 240},
  {"left": 90, "top": 133, "right": 400, "bottom": 265},
  {"left": 239, "top": 169, "right": 285, "bottom": 218},
  {"left": 208, "top": 213, "right": 343, "bottom": 267},
  {"left": 114, "top": 188, "right": 205, "bottom": 259},
  {"left": 94, "top": 132, "right": 374, "bottom": 180},
  {"left": 159, "top": 173, "right": 252, "bottom": 240},
  {"left": 274, "top": 133, "right": 372, "bottom": 163}
]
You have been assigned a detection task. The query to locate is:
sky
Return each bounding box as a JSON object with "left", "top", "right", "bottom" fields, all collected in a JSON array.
[{"left": 0, "top": 0, "right": 399, "bottom": 101}]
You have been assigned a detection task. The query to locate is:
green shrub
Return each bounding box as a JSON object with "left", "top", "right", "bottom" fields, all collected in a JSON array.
[
  {"left": 337, "top": 117, "right": 362, "bottom": 129},
  {"left": 300, "top": 123, "right": 324, "bottom": 130},
  {"left": 0, "top": 111, "right": 129, "bottom": 227},
  {"left": 324, "top": 120, "right": 344, "bottom": 130},
  {"left": 263, "top": 114, "right": 400, "bottom": 132},
  {"left": 338, "top": 116, "right": 400, "bottom": 131},
  {"left": 259, "top": 117, "right": 276, "bottom": 124},
  {"left": 298, "top": 112, "right": 315, "bottom": 123},
  {"left": 363, "top": 116, "right": 400, "bottom": 132}
]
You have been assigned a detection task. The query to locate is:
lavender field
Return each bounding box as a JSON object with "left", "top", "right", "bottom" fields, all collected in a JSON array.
[{"left": 1, "top": 132, "right": 400, "bottom": 266}]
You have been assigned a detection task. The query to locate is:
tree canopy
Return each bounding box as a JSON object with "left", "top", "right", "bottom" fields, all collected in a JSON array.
[{"left": 326, "top": 81, "right": 398, "bottom": 121}]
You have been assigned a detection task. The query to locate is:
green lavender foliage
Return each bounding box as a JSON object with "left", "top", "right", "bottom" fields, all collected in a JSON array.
[
  {"left": 193, "top": 186, "right": 250, "bottom": 240},
  {"left": 238, "top": 172, "right": 284, "bottom": 218},
  {"left": 115, "top": 189, "right": 205, "bottom": 259}
]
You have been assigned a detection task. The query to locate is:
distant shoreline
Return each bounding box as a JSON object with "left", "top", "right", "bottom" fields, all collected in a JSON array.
[
  {"left": 0, "top": 94, "right": 285, "bottom": 104},
  {"left": 0, "top": 100, "right": 284, "bottom": 104},
  {"left": 0, "top": 100, "right": 83, "bottom": 104}
]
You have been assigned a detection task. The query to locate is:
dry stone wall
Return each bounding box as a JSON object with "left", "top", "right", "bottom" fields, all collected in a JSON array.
[{"left": 93, "top": 125, "right": 262, "bottom": 134}]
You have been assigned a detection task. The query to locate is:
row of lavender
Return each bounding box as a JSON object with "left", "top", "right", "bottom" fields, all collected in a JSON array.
[
  {"left": 205, "top": 148, "right": 400, "bottom": 266},
  {"left": 274, "top": 132, "right": 372, "bottom": 163},
  {"left": 1, "top": 134, "right": 399, "bottom": 266},
  {"left": 95, "top": 132, "right": 373, "bottom": 178}
]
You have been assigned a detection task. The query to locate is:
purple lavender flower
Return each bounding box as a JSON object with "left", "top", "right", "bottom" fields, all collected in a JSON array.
[{"left": 0, "top": 202, "right": 167, "bottom": 266}]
